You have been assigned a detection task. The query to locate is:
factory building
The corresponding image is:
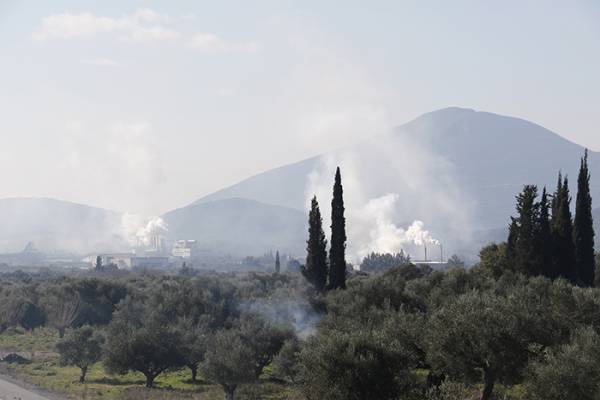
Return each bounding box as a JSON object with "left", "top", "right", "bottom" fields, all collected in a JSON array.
[
  {"left": 172, "top": 240, "right": 197, "bottom": 259},
  {"left": 83, "top": 253, "right": 169, "bottom": 269}
]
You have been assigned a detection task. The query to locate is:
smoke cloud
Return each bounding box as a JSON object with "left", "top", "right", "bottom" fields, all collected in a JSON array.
[
  {"left": 120, "top": 214, "right": 168, "bottom": 247},
  {"left": 305, "top": 130, "right": 475, "bottom": 263},
  {"left": 353, "top": 194, "right": 440, "bottom": 259}
]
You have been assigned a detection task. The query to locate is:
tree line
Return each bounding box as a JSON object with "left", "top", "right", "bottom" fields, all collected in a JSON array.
[{"left": 506, "top": 150, "right": 595, "bottom": 285}]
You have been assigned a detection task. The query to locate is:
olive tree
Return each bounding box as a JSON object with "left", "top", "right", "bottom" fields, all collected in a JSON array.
[
  {"left": 300, "top": 327, "right": 419, "bottom": 400},
  {"left": 272, "top": 338, "right": 302, "bottom": 383},
  {"left": 426, "top": 288, "right": 553, "bottom": 400},
  {"left": 236, "top": 313, "right": 292, "bottom": 378},
  {"left": 176, "top": 318, "right": 209, "bottom": 382},
  {"left": 56, "top": 326, "right": 104, "bottom": 383},
  {"left": 103, "top": 298, "right": 185, "bottom": 388},
  {"left": 525, "top": 326, "right": 600, "bottom": 400},
  {"left": 42, "top": 284, "right": 83, "bottom": 338},
  {"left": 203, "top": 328, "right": 256, "bottom": 400}
]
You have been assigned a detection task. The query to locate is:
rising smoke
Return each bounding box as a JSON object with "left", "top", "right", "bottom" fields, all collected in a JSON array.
[
  {"left": 120, "top": 213, "right": 168, "bottom": 247},
  {"left": 354, "top": 193, "right": 440, "bottom": 259},
  {"left": 305, "top": 130, "right": 474, "bottom": 263}
]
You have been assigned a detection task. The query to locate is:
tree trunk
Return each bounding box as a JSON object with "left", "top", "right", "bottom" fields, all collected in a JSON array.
[
  {"left": 482, "top": 368, "right": 495, "bottom": 400},
  {"left": 224, "top": 385, "right": 236, "bottom": 400},
  {"left": 145, "top": 373, "right": 155, "bottom": 388},
  {"left": 58, "top": 327, "right": 65, "bottom": 339},
  {"left": 189, "top": 364, "right": 198, "bottom": 382},
  {"left": 79, "top": 366, "right": 87, "bottom": 383}
]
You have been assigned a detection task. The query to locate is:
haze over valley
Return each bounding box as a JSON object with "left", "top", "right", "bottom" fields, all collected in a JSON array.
[{"left": 0, "top": 107, "right": 597, "bottom": 263}]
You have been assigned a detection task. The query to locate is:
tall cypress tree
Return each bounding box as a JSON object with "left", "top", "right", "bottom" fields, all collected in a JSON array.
[
  {"left": 552, "top": 175, "right": 577, "bottom": 283},
  {"left": 275, "top": 250, "right": 281, "bottom": 274},
  {"left": 551, "top": 172, "right": 563, "bottom": 223},
  {"left": 574, "top": 150, "right": 596, "bottom": 287},
  {"left": 301, "top": 196, "right": 328, "bottom": 292},
  {"left": 510, "top": 185, "right": 540, "bottom": 276},
  {"left": 329, "top": 167, "right": 347, "bottom": 290},
  {"left": 506, "top": 218, "right": 518, "bottom": 265},
  {"left": 537, "top": 187, "right": 554, "bottom": 278}
]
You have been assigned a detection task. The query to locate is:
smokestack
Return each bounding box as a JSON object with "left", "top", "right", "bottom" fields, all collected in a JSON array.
[
  {"left": 440, "top": 244, "right": 443, "bottom": 263},
  {"left": 424, "top": 244, "right": 428, "bottom": 262}
]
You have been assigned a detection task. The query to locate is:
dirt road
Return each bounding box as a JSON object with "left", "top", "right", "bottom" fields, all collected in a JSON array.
[{"left": 0, "top": 376, "right": 52, "bottom": 400}]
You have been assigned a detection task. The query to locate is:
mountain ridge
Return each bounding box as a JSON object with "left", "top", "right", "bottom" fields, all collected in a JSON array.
[{"left": 0, "top": 107, "right": 598, "bottom": 258}]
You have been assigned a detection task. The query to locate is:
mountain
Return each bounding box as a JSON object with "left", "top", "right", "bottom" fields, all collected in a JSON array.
[
  {"left": 395, "top": 107, "right": 600, "bottom": 229},
  {"left": 2, "top": 108, "right": 596, "bottom": 260},
  {"left": 162, "top": 198, "right": 306, "bottom": 256},
  {"left": 0, "top": 197, "right": 306, "bottom": 258},
  {"left": 192, "top": 108, "right": 600, "bottom": 258},
  {"left": 193, "top": 157, "right": 319, "bottom": 211},
  {"left": 0, "top": 198, "right": 127, "bottom": 254}
]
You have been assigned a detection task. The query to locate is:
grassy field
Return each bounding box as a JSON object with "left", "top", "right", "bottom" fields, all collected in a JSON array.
[{"left": 0, "top": 328, "right": 303, "bottom": 400}]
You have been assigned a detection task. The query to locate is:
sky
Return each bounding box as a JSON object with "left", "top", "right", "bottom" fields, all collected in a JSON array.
[{"left": 1, "top": 0, "right": 599, "bottom": 216}]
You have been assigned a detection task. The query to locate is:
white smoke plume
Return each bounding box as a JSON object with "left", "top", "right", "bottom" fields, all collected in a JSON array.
[
  {"left": 354, "top": 194, "right": 440, "bottom": 259},
  {"left": 305, "top": 131, "right": 475, "bottom": 264},
  {"left": 406, "top": 220, "right": 440, "bottom": 246},
  {"left": 120, "top": 213, "right": 168, "bottom": 247}
]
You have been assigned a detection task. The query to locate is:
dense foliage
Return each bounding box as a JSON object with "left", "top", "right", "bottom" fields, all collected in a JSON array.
[{"left": 359, "top": 251, "right": 411, "bottom": 272}]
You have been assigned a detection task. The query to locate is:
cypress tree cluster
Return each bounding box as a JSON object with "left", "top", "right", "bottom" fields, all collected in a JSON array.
[
  {"left": 302, "top": 167, "right": 348, "bottom": 291},
  {"left": 537, "top": 188, "right": 554, "bottom": 278},
  {"left": 506, "top": 151, "right": 595, "bottom": 285},
  {"left": 551, "top": 175, "right": 577, "bottom": 282},
  {"left": 329, "top": 167, "right": 347, "bottom": 290}
]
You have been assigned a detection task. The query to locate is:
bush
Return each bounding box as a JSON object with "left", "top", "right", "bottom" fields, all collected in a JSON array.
[
  {"left": 525, "top": 326, "right": 600, "bottom": 400},
  {"left": 300, "top": 328, "right": 419, "bottom": 400},
  {"left": 56, "top": 325, "right": 104, "bottom": 383}
]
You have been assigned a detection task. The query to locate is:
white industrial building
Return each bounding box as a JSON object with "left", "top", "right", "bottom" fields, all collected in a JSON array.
[{"left": 172, "top": 240, "right": 197, "bottom": 259}]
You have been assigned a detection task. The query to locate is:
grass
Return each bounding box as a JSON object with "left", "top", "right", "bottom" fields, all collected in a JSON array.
[
  {"left": 0, "top": 326, "right": 58, "bottom": 353},
  {"left": 0, "top": 329, "right": 303, "bottom": 400}
]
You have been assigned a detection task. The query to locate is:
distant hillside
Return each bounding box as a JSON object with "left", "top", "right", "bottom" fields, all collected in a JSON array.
[
  {"left": 0, "top": 198, "right": 127, "bottom": 254},
  {"left": 193, "top": 157, "right": 319, "bottom": 211},
  {"left": 162, "top": 198, "right": 306, "bottom": 256},
  {"left": 2, "top": 108, "right": 597, "bottom": 260},
  {"left": 395, "top": 107, "right": 600, "bottom": 230},
  {"left": 191, "top": 108, "right": 600, "bottom": 258}
]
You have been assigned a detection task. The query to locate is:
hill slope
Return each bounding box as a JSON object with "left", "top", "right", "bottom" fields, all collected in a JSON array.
[
  {"left": 0, "top": 198, "right": 127, "bottom": 254},
  {"left": 162, "top": 198, "right": 306, "bottom": 256},
  {"left": 191, "top": 108, "right": 600, "bottom": 257}
]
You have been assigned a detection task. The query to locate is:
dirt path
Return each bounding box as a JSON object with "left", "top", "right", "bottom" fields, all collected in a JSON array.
[{"left": 0, "top": 375, "right": 54, "bottom": 400}]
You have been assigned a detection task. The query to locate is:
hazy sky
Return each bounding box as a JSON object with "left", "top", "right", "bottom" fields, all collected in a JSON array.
[{"left": 1, "top": 1, "right": 599, "bottom": 215}]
